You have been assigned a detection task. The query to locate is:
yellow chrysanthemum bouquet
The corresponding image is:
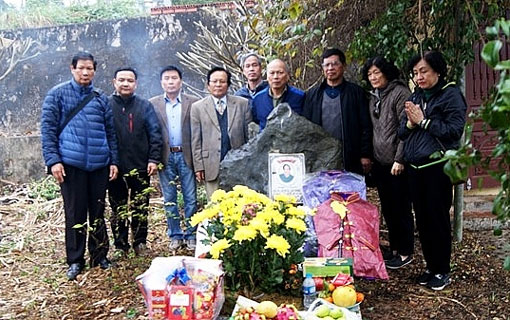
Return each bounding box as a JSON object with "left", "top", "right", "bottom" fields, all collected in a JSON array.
[{"left": 191, "top": 185, "right": 306, "bottom": 294}]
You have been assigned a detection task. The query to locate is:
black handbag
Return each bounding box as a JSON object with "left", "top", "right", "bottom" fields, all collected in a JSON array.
[{"left": 46, "top": 90, "right": 99, "bottom": 174}]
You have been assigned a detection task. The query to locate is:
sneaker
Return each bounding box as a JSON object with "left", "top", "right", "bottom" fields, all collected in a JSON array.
[
  {"left": 427, "top": 273, "right": 451, "bottom": 291},
  {"left": 185, "top": 239, "right": 196, "bottom": 251},
  {"left": 385, "top": 255, "right": 413, "bottom": 269},
  {"left": 417, "top": 269, "right": 433, "bottom": 285},
  {"left": 169, "top": 239, "right": 183, "bottom": 251},
  {"left": 134, "top": 243, "right": 147, "bottom": 256}
]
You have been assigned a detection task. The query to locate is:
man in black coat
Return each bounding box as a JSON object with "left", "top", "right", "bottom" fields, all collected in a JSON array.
[
  {"left": 108, "top": 67, "right": 162, "bottom": 256},
  {"left": 303, "top": 48, "right": 373, "bottom": 175}
]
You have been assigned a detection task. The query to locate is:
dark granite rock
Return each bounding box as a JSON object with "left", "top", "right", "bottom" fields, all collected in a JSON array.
[{"left": 219, "top": 103, "right": 342, "bottom": 193}]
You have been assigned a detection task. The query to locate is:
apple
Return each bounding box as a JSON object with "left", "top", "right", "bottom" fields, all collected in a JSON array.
[{"left": 313, "top": 277, "right": 324, "bottom": 291}]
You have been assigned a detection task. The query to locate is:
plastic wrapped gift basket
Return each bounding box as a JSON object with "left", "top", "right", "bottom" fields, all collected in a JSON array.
[{"left": 136, "top": 256, "right": 225, "bottom": 320}]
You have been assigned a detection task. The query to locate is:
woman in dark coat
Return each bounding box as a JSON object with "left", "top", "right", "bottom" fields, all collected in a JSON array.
[
  {"left": 362, "top": 56, "right": 414, "bottom": 270},
  {"left": 398, "top": 51, "right": 466, "bottom": 291}
]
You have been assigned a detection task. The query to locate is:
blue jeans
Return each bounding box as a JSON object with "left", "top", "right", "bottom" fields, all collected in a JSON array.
[{"left": 158, "top": 152, "right": 197, "bottom": 240}]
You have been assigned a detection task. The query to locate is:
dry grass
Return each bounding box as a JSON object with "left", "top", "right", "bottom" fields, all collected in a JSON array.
[
  {"left": 0, "top": 182, "right": 177, "bottom": 319},
  {"left": 1, "top": 183, "right": 509, "bottom": 319}
]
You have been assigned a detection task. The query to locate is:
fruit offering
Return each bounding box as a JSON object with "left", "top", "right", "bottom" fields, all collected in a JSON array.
[
  {"left": 256, "top": 301, "right": 278, "bottom": 318},
  {"left": 233, "top": 302, "right": 301, "bottom": 320},
  {"left": 332, "top": 286, "right": 356, "bottom": 308},
  {"left": 276, "top": 304, "right": 300, "bottom": 320},
  {"left": 313, "top": 305, "right": 345, "bottom": 320}
]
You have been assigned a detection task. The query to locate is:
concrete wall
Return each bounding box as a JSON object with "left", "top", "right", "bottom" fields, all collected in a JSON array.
[
  {"left": 0, "top": 12, "right": 216, "bottom": 135},
  {"left": 0, "top": 11, "right": 218, "bottom": 183},
  {"left": 0, "top": 135, "right": 44, "bottom": 183}
]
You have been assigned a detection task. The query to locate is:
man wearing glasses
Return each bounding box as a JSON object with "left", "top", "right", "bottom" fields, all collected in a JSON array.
[{"left": 303, "top": 48, "right": 373, "bottom": 175}]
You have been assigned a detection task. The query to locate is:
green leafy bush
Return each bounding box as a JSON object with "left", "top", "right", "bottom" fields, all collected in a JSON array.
[{"left": 28, "top": 176, "right": 60, "bottom": 201}]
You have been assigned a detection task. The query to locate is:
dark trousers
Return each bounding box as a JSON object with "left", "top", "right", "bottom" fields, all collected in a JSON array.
[
  {"left": 108, "top": 172, "right": 150, "bottom": 250},
  {"left": 60, "top": 165, "right": 110, "bottom": 266},
  {"left": 373, "top": 161, "right": 414, "bottom": 256},
  {"left": 408, "top": 162, "right": 453, "bottom": 274}
]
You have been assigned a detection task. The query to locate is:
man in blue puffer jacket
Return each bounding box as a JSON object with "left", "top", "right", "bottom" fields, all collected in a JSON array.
[{"left": 41, "top": 52, "right": 119, "bottom": 280}]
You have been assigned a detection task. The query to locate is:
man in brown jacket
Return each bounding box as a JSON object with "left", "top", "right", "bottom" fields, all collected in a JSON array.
[
  {"left": 150, "top": 66, "right": 199, "bottom": 251},
  {"left": 190, "top": 67, "right": 252, "bottom": 198}
]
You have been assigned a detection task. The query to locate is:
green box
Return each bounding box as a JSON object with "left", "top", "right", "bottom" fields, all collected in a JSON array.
[{"left": 303, "top": 257, "right": 353, "bottom": 277}]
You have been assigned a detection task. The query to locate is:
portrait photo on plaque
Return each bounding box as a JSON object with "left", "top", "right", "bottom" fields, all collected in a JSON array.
[{"left": 268, "top": 153, "right": 305, "bottom": 202}]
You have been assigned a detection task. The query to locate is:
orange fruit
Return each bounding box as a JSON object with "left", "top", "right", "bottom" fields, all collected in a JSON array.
[
  {"left": 325, "top": 296, "right": 334, "bottom": 303},
  {"left": 328, "top": 283, "right": 336, "bottom": 292},
  {"left": 356, "top": 292, "right": 364, "bottom": 303}
]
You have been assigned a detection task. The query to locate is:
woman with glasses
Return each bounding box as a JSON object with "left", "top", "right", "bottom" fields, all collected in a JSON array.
[
  {"left": 398, "top": 51, "right": 466, "bottom": 291},
  {"left": 362, "top": 56, "right": 414, "bottom": 271}
]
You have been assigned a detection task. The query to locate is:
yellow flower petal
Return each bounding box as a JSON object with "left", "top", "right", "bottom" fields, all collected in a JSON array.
[
  {"left": 286, "top": 206, "right": 306, "bottom": 217},
  {"left": 272, "top": 212, "right": 285, "bottom": 225},
  {"left": 232, "top": 225, "right": 258, "bottom": 242},
  {"left": 249, "top": 218, "right": 270, "bottom": 236},
  {"left": 265, "top": 234, "right": 290, "bottom": 257},
  {"left": 210, "top": 189, "right": 227, "bottom": 203},
  {"left": 274, "top": 194, "right": 297, "bottom": 204},
  {"left": 209, "top": 239, "right": 231, "bottom": 259},
  {"left": 285, "top": 217, "right": 307, "bottom": 234}
]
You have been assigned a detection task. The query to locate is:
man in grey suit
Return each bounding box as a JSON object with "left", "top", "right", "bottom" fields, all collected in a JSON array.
[
  {"left": 150, "top": 65, "right": 199, "bottom": 251},
  {"left": 191, "top": 66, "right": 252, "bottom": 199}
]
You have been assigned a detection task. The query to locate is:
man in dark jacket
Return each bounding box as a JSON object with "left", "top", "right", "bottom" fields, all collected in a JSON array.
[
  {"left": 252, "top": 59, "right": 304, "bottom": 130},
  {"left": 235, "top": 53, "right": 268, "bottom": 104},
  {"left": 41, "top": 52, "right": 119, "bottom": 280},
  {"left": 303, "top": 48, "right": 372, "bottom": 175},
  {"left": 108, "top": 67, "right": 162, "bottom": 257}
]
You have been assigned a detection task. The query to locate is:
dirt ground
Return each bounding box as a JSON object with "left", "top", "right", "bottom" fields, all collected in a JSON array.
[{"left": 0, "top": 182, "right": 509, "bottom": 320}]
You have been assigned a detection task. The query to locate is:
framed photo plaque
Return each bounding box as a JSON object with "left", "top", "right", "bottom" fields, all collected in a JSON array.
[{"left": 268, "top": 153, "right": 305, "bottom": 202}]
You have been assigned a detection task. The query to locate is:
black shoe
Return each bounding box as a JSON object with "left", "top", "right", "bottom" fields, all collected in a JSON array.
[
  {"left": 386, "top": 255, "right": 413, "bottom": 269},
  {"left": 417, "top": 269, "right": 433, "bottom": 286},
  {"left": 91, "top": 257, "right": 112, "bottom": 269},
  {"left": 427, "top": 273, "right": 451, "bottom": 291},
  {"left": 382, "top": 249, "right": 396, "bottom": 262},
  {"left": 66, "top": 263, "right": 83, "bottom": 280}
]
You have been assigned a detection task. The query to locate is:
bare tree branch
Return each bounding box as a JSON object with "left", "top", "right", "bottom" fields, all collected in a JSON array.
[{"left": 0, "top": 37, "right": 40, "bottom": 82}]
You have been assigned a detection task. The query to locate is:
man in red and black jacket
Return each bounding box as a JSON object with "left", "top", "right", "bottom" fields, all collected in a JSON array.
[{"left": 108, "top": 67, "right": 162, "bottom": 256}]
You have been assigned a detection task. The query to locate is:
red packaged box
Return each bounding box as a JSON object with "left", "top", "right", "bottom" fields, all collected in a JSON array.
[
  {"left": 168, "top": 285, "right": 194, "bottom": 320},
  {"left": 150, "top": 289, "right": 168, "bottom": 320},
  {"left": 136, "top": 280, "right": 168, "bottom": 320}
]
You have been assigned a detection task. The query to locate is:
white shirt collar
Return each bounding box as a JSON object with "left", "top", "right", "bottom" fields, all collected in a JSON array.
[
  {"left": 212, "top": 96, "right": 227, "bottom": 106},
  {"left": 165, "top": 91, "right": 181, "bottom": 104}
]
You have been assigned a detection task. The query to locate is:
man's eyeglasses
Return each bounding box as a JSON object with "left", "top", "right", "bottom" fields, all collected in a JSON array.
[{"left": 322, "top": 61, "right": 342, "bottom": 68}]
